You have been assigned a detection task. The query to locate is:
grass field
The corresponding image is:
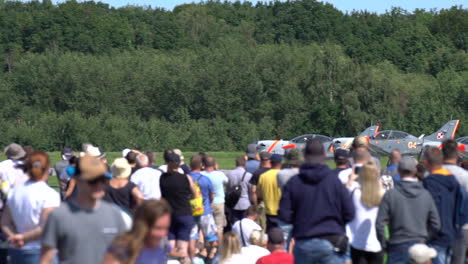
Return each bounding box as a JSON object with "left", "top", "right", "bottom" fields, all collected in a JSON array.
[{"left": 0, "top": 152, "right": 389, "bottom": 188}]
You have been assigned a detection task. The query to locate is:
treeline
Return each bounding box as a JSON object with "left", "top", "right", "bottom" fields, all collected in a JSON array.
[{"left": 0, "top": 0, "right": 466, "bottom": 151}]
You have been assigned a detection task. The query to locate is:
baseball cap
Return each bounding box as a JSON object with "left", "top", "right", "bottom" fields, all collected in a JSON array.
[
  {"left": 78, "top": 154, "right": 108, "bottom": 181},
  {"left": 267, "top": 227, "right": 284, "bottom": 245},
  {"left": 166, "top": 153, "right": 181, "bottom": 164},
  {"left": 246, "top": 144, "right": 258, "bottom": 159},
  {"left": 270, "top": 154, "right": 283, "bottom": 164},
  {"left": 122, "top": 148, "right": 131, "bottom": 158},
  {"left": 285, "top": 149, "right": 303, "bottom": 166},
  {"left": 259, "top": 152, "right": 272, "bottom": 161},
  {"left": 409, "top": 244, "right": 437, "bottom": 264},
  {"left": 334, "top": 149, "right": 349, "bottom": 160},
  {"left": 399, "top": 156, "right": 417, "bottom": 172}
]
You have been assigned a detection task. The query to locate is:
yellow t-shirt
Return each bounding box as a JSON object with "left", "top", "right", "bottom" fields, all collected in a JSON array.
[{"left": 258, "top": 169, "right": 281, "bottom": 216}]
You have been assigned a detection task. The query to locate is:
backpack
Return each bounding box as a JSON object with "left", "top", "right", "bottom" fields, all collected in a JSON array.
[
  {"left": 225, "top": 170, "right": 247, "bottom": 208},
  {"left": 190, "top": 175, "right": 205, "bottom": 217}
]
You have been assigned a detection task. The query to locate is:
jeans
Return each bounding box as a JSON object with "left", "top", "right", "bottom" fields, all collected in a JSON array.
[
  {"left": 387, "top": 241, "right": 420, "bottom": 264},
  {"left": 452, "top": 227, "right": 468, "bottom": 264},
  {"left": 294, "top": 238, "right": 342, "bottom": 264},
  {"left": 8, "top": 248, "right": 41, "bottom": 264},
  {"left": 428, "top": 244, "right": 451, "bottom": 264},
  {"left": 278, "top": 221, "right": 293, "bottom": 252}
]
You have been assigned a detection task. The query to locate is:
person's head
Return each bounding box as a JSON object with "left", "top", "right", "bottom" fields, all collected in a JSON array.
[
  {"left": 163, "top": 149, "right": 175, "bottom": 164},
  {"left": 334, "top": 149, "right": 349, "bottom": 168},
  {"left": 409, "top": 243, "right": 437, "bottom": 264},
  {"left": 85, "top": 145, "right": 106, "bottom": 160},
  {"left": 75, "top": 155, "right": 110, "bottom": 200},
  {"left": 4, "top": 143, "right": 26, "bottom": 160},
  {"left": 270, "top": 154, "right": 283, "bottom": 169},
  {"left": 145, "top": 151, "right": 155, "bottom": 166},
  {"left": 25, "top": 151, "right": 50, "bottom": 182},
  {"left": 249, "top": 230, "right": 266, "bottom": 247},
  {"left": 304, "top": 139, "right": 326, "bottom": 164},
  {"left": 246, "top": 205, "right": 259, "bottom": 220},
  {"left": 126, "top": 151, "right": 138, "bottom": 166},
  {"left": 352, "top": 136, "right": 369, "bottom": 150},
  {"left": 284, "top": 149, "right": 304, "bottom": 168},
  {"left": 113, "top": 199, "right": 172, "bottom": 264},
  {"left": 165, "top": 153, "right": 181, "bottom": 172},
  {"left": 236, "top": 156, "right": 246, "bottom": 167},
  {"left": 204, "top": 156, "right": 216, "bottom": 169},
  {"left": 23, "top": 146, "right": 34, "bottom": 159},
  {"left": 398, "top": 156, "right": 418, "bottom": 178},
  {"left": 259, "top": 152, "right": 272, "bottom": 168},
  {"left": 246, "top": 144, "right": 258, "bottom": 160},
  {"left": 359, "top": 162, "right": 383, "bottom": 207},
  {"left": 389, "top": 149, "right": 401, "bottom": 164},
  {"left": 442, "top": 139, "right": 459, "bottom": 161},
  {"left": 422, "top": 147, "right": 443, "bottom": 171},
  {"left": 122, "top": 148, "right": 132, "bottom": 158},
  {"left": 353, "top": 147, "right": 371, "bottom": 164},
  {"left": 266, "top": 227, "right": 285, "bottom": 252},
  {"left": 136, "top": 154, "right": 149, "bottom": 168},
  {"left": 190, "top": 155, "right": 203, "bottom": 171},
  {"left": 61, "top": 147, "right": 73, "bottom": 161},
  {"left": 111, "top": 158, "right": 132, "bottom": 180},
  {"left": 221, "top": 232, "right": 241, "bottom": 262},
  {"left": 461, "top": 161, "right": 468, "bottom": 170}
]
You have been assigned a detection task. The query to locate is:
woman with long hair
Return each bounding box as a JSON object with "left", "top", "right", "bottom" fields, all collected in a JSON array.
[
  {"left": 103, "top": 199, "right": 180, "bottom": 264},
  {"left": 220, "top": 232, "right": 249, "bottom": 264},
  {"left": 1, "top": 151, "right": 60, "bottom": 264},
  {"left": 347, "top": 162, "right": 385, "bottom": 264}
]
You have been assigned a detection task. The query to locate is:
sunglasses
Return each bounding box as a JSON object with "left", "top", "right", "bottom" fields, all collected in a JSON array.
[{"left": 87, "top": 176, "right": 109, "bottom": 186}]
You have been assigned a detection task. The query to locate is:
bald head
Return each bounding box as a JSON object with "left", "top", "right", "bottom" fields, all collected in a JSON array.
[
  {"left": 353, "top": 147, "right": 371, "bottom": 164},
  {"left": 204, "top": 156, "right": 216, "bottom": 168},
  {"left": 390, "top": 149, "right": 401, "bottom": 164}
]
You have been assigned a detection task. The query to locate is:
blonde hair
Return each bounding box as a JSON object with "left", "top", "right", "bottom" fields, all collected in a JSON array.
[
  {"left": 359, "top": 162, "right": 383, "bottom": 207},
  {"left": 221, "top": 232, "right": 241, "bottom": 263},
  {"left": 249, "top": 230, "right": 265, "bottom": 246}
]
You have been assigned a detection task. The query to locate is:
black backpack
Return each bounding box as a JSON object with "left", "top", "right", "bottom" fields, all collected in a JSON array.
[{"left": 225, "top": 170, "right": 247, "bottom": 208}]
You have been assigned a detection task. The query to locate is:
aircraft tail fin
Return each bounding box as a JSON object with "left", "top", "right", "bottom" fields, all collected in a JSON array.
[
  {"left": 424, "top": 120, "right": 460, "bottom": 142},
  {"left": 359, "top": 125, "right": 380, "bottom": 137}
]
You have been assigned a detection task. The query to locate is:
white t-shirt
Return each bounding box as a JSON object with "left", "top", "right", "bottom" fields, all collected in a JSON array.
[
  {"left": 241, "top": 245, "right": 270, "bottom": 264},
  {"left": 346, "top": 188, "right": 382, "bottom": 252},
  {"left": 130, "top": 167, "right": 162, "bottom": 200},
  {"left": 157, "top": 165, "right": 184, "bottom": 174},
  {"left": 232, "top": 218, "right": 262, "bottom": 247},
  {"left": 7, "top": 181, "right": 60, "bottom": 249},
  {"left": 221, "top": 253, "right": 250, "bottom": 264},
  {"left": 0, "top": 159, "right": 26, "bottom": 188},
  {"left": 338, "top": 165, "right": 363, "bottom": 191}
]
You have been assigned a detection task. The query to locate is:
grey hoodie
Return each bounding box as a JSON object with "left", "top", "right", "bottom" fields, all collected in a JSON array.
[{"left": 376, "top": 180, "right": 440, "bottom": 249}]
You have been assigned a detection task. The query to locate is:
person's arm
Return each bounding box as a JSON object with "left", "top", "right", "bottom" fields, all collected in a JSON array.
[
  {"left": 102, "top": 252, "right": 122, "bottom": 264},
  {"left": 278, "top": 181, "right": 294, "bottom": 224},
  {"left": 64, "top": 177, "right": 76, "bottom": 200},
  {"left": 16, "top": 207, "right": 56, "bottom": 246},
  {"left": 186, "top": 175, "right": 196, "bottom": 198},
  {"left": 39, "top": 246, "right": 57, "bottom": 264},
  {"left": 375, "top": 193, "right": 390, "bottom": 250},
  {"left": 131, "top": 186, "right": 144, "bottom": 206},
  {"left": 250, "top": 185, "right": 258, "bottom": 205},
  {"left": 427, "top": 194, "right": 441, "bottom": 240},
  {"left": 339, "top": 183, "right": 355, "bottom": 223},
  {"left": 1, "top": 206, "right": 16, "bottom": 237}
]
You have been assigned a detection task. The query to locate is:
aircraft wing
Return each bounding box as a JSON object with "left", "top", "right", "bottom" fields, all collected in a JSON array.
[{"left": 367, "top": 142, "right": 390, "bottom": 157}]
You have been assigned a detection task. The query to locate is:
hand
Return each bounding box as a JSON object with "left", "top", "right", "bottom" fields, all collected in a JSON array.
[{"left": 8, "top": 234, "right": 24, "bottom": 248}]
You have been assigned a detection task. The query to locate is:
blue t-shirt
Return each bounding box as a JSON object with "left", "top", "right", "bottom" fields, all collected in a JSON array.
[
  {"left": 246, "top": 160, "right": 260, "bottom": 174},
  {"left": 386, "top": 164, "right": 400, "bottom": 182},
  {"left": 190, "top": 172, "right": 214, "bottom": 215},
  {"left": 201, "top": 170, "right": 228, "bottom": 204}
]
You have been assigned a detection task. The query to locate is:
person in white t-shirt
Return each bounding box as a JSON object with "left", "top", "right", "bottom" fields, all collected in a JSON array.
[
  {"left": 1, "top": 151, "right": 60, "bottom": 264},
  {"left": 240, "top": 230, "right": 269, "bottom": 264},
  {"left": 339, "top": 148, "right": 371, "bottom": 191},
  {"left": 232, "top": 205, "right": 262, "bottom": 247},
  {"left": 0, "top": 143, "right": 28, "bottom": 195},
  {"left": 347, "top": 162, "right": 385, "bottom": 263},
  {"left": 220, "top": 232, "right": 250, "bottom": 264},
  {"left": 131, "top": 155, "right": 163, "bottom": 200}
]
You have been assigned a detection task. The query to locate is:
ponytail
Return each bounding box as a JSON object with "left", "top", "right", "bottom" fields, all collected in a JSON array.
[{"left": 27, "top": 152, "right": 50, "bottom": 181}]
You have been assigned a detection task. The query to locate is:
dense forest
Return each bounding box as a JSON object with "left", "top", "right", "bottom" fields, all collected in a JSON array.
[{"left": 0, "top": 0, "right": 466, "bottom": 151}]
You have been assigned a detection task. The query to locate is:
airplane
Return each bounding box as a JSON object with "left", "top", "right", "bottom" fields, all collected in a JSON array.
[
  {"left": 255, "top": 126, "right": 380, "bottom": 156},
  {"left": 331, "top": 126, "right": 380, "bottom": 151},
  {"left": 456, "top": 136, "right": 468, "bottom": 160},
  {"left": 365, "top": 120, "right": 460, "bottom": 157}
]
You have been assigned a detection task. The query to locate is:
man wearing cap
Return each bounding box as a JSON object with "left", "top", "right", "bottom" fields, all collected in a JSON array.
[
  {"left": 277, "top": 149, "right": 303, "bottom": 190},
  {"left": 333, "top": 149, "right": 350, "bottom": 173},
  {"left": 279, "top": 139, "right": 355, "bottom": 263},
  {"left": 256, "top": 227, "right": 294, "bottom": 264},
  {"left": 54, "top": 147, "right": 73, "bottom": 199},
  {"left": 0, "top": 143, "right": 26, "bottom": 192},
  {"left": 40, "top": 155, "right": 126, "bottom": 264},
  {"left": 257, "top": 154, "right": 283, "bottom": 232},
  {"left": 249, "top": 152, "right": 272, "bottom": 230},
  {"left": 246, "top": 144, "right": 260, "bottom": 174},
  {"left": 376, "top": 156, "right": 440, "bottom": 264}
]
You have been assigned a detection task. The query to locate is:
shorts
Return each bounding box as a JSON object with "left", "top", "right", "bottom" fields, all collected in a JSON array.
[
  {"left": 191, "top": 214, "right": 218, "bottom": 242},
  {"left": 169, "top": 215, "right": 194, "bottom": 242},
  {"left": 211, "top": 203, "right": 226, "bottom": 233}
]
